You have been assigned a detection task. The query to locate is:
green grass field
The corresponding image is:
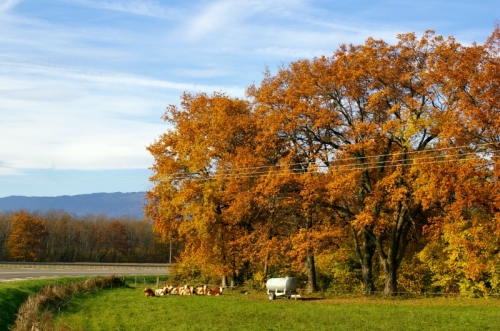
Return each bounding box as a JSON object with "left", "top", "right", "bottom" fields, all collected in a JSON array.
[
  {"left": 3, "top": 277, "right": 500, "bottom": 331},
  {"left": 53, "top": 284, "right": 500, "bottom": 331},
  {"left": 0, "top": 277, "right": 89, "bottom": 331}
]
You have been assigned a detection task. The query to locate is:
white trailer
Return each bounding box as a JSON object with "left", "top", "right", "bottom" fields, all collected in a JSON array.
[{"left": 266, "top": 277, "right": 301, "bottom": 300}]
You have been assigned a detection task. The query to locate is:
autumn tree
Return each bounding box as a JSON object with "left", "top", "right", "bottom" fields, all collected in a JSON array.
[
  {"left": 42, "top": 210, "right": 81, "bottom": 262},
  {"left": 146, "top": 27, "right": 500, "bottom": 296},
  {"left": 95, "top": 220, "right": 130, "bottom": 262},
  {"left": 411, "top": 25, "right": 500, "bottom": 294},
  {"left": 248, "top": 27, "right": 494, "bottom": 296},
  {"left": 145, "top": 92, "right": 260, "bottom": 283},
  {"left": 6, "top": 211, "right": 49, "bottom": 262},
  {"left": 0, "top": 212, "right": 12, "bottom": 260}
]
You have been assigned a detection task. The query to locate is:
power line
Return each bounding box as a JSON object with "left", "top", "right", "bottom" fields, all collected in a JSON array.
[
  {"left": 152, "top": 142, "right": 499, "bottom": 178},
  {"left": 155, "top": 153, "right": 498, "bottom": 182},
  {"left": 1, "top": 142, "right": 497, "bottom": 184}
]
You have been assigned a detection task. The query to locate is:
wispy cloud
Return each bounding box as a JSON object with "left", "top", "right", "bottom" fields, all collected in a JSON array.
[
  {"left": 185, "top": 0, "right": 306, "bottom": 40},
  {"left": 1, "top": 0, "right": 498, "bottom": 197},
  {"left": 0, "top": 87, "right": 85, "bottom": 102},
  {"left": 172, "top": 67, "right": 232, "bottom": 79},
  {"left": 0, "top": 0, "right": 23, "bottom": 12},
  {"left": 67, "top": 0, "right": 181, "bottom": 19},
  {"left": 0, "top": 61, "right": 245, "bottom": 96},
  {"left": 0, "top": 161, "right": 19, "bottom": 176}
]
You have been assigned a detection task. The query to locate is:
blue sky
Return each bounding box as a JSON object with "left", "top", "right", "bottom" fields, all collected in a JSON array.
[{"left": 0, "top": 0, "right": 498, "bottom": 197}]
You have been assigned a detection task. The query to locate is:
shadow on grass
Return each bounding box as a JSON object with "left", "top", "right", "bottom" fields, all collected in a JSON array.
[{"left": 0, "top": 287, "right": 35, "bottom": 331}]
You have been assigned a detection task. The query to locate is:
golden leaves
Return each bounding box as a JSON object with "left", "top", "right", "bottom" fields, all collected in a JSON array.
[
  {"left": 146, "top": 27, "right": 500, "bottom": 292},
  {"left": 7, "top": 211, "right": 49, "bottom": 262}
]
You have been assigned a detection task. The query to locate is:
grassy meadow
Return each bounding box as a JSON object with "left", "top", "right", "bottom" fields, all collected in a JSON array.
[
  {"left": 0, "top": 277, "right": 88, "bottom": 331},
  {"left": 54, "top": 283, "right": 500, "bottom": 331},
  {"left": 2, "top": 276, "right": 500, "bottom": 331}
]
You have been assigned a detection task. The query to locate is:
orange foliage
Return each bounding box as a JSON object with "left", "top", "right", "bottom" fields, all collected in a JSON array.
[
  {"left": 6, "top": 211, "right": 48, "bottom": 262},
  {"left": 146, "top": 26, "right": 500, "bottom": 295}
]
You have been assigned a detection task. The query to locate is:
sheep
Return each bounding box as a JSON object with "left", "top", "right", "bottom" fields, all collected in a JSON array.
[
  {"left": 162, "top": 283, "right": 223, "bottom": 296},
  {"left": 143, "top": 287, "right": 155, "bottom": 297},
  {"left": 195, "top": 285, "right": 207, "bottom": 295},
  {"left": 179, "top": 284, "right": 194, "bottom": 295},
  {"left": 155, "top": 286, "right": 169, "bottom": 296},
  {"left": 167, "top": 285, "right": 179, "bottom": 295},
  {"left": 207, "top": 287, "right": 223, "bottom": 296}
]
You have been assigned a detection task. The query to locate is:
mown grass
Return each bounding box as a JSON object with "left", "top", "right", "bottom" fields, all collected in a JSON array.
[
  {"left": 0, "top": 277, "right": 88, "bottom": 331},
  {"left": 54, "top": 285, "right": 500, "bottom": 331}
]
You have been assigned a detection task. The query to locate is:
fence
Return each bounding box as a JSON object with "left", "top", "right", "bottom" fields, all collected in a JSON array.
[{"left": 0, "top": 261, "right": 170, "bottom": 270}]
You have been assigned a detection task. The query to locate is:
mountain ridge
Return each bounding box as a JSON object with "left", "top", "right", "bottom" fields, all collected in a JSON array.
[{"left": 0, "top": 192, "right": 147, "bottom": 219}]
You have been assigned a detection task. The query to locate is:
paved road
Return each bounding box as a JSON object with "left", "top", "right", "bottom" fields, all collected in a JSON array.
[{"left": 0, "top": 267, "right": 170, "bottom": 282}]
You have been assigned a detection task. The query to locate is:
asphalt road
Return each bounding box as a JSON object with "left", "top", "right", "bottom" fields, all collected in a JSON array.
[{"left": 0, "top": 266, "right": 169, "bottom": 282}]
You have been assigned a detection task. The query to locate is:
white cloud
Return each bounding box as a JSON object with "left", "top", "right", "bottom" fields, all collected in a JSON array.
[
  {"left": 0, "top": 161, "right": 19, "bottom": 176},
  {"left": 0, "top": 0, "right": 23, "bottom": 12},
  {"left": 185, "top": 0, "right": 306, "bottom": 40},
  {"left": 0, "top": 67, "right": 167, "bottom": 171},
  {"left": 0, "top": 92, "right": 168, "bottom": 170},
  {"left": 1, "top": 0, "right": 498, "bottom": 197},
  {"left": 0, "top": 60, "right": 246, "bottom": 172},
  {"left": 0, "top": 61, "right": 245, "bottom": 95},
  {"left": 171, "top": 67, "right": 232, "bottom": 79},
  {"left": 0, "top": 87, "right": 85, "bottom": 102},
  {"left": 67, "top": 0, "right": 180, "bottom": 19},
  {"left": 186, "top": 1, "right": 242, "bottom": 39}
]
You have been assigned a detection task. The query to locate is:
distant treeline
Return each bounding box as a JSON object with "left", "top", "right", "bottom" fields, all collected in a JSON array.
[{"left": 0, "top": 210, "right": 174, "bottom": 264}]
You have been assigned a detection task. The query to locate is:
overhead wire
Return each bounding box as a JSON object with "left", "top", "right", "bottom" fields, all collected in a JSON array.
[
  {"left": 154, "top": 143, "right": 499, "bottom": 182},
  {"left": 154, "top": 142, "right": 500, "bottom": 178},
  {"left": 1, "top": 142, "right": 498, "bottom": 184}
]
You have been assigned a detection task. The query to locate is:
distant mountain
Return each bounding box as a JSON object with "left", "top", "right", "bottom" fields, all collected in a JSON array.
[{"left": 0, "top": 192, "right": 147, "bottom": 219}]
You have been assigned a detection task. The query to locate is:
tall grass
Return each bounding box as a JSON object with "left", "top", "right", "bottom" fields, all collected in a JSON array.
[
  {"left": 0, "top": 277, "right": 88, "bottom": 331},
  {"left": 11, "top": 276, "right": 126, "bottom": 331},
  {"left": 54, "top": 285, "right": 500, "bottom": 331}
]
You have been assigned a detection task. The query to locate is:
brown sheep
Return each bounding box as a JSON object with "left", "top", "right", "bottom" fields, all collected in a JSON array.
[{"left": 143, "top": 287, "right": 155, "bottom": 297}]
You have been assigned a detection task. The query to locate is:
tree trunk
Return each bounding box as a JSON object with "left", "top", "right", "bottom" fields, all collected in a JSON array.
[
  {"left": 306, "top": 249, "right": 317, "bottom": 293},
  {"left": 262, "top": 251, "right": 269, "bottom": 288},
  {"left": 305, "top": 212, "right": 317, "bottom": 293},
  {"left": 353, "top": 227, "right": 376, "bottom": 294},
  {"left": 381, "top": 257, "right": 398, "bottom": 295},
  {"left": 221, "top": 275, "right": 228, "bottom": 288},
  {"left": 262, "top": 227, "right": 272, "bottom": 288},
  {"left": 377, "top": 206, "right": 412, "bottom": 295},
  {"left": 361, "top": 241, "right": 376, "bottom": 294}
]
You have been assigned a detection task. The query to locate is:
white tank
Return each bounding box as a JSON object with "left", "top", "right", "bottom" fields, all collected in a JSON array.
[{"left": 266, "top": 277, "right": 297, "bottom": 293}]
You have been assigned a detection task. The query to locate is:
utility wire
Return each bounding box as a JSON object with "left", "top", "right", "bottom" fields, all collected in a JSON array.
[
  {"left": 1, "top": 142, "right": 498, "bottom": 184},
  {"left": 155, "top": 153, "right": 499, "bottom": 182},
  {"left": 153, "top": 142, "right": 500, "bottom": 178}
]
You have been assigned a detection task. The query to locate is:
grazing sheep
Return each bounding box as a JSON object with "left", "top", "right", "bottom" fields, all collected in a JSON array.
[
  {"left": 167, "top": 285, "right": 179, "bottom": 295},
  {"left": 207, "top": 287, "right": 223, "bottom": 296},
  {"left": 195, "top": 285, "right": 207, "bottom": 295},
  {"left": 143, "top": 287, "right": 155, "bottom": 297},
  {"left": 155, "top": 287, "right": 168, "bottom": 296},
  {"left": 179, "top": 284, "right": 194, "bottom": 295}
]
